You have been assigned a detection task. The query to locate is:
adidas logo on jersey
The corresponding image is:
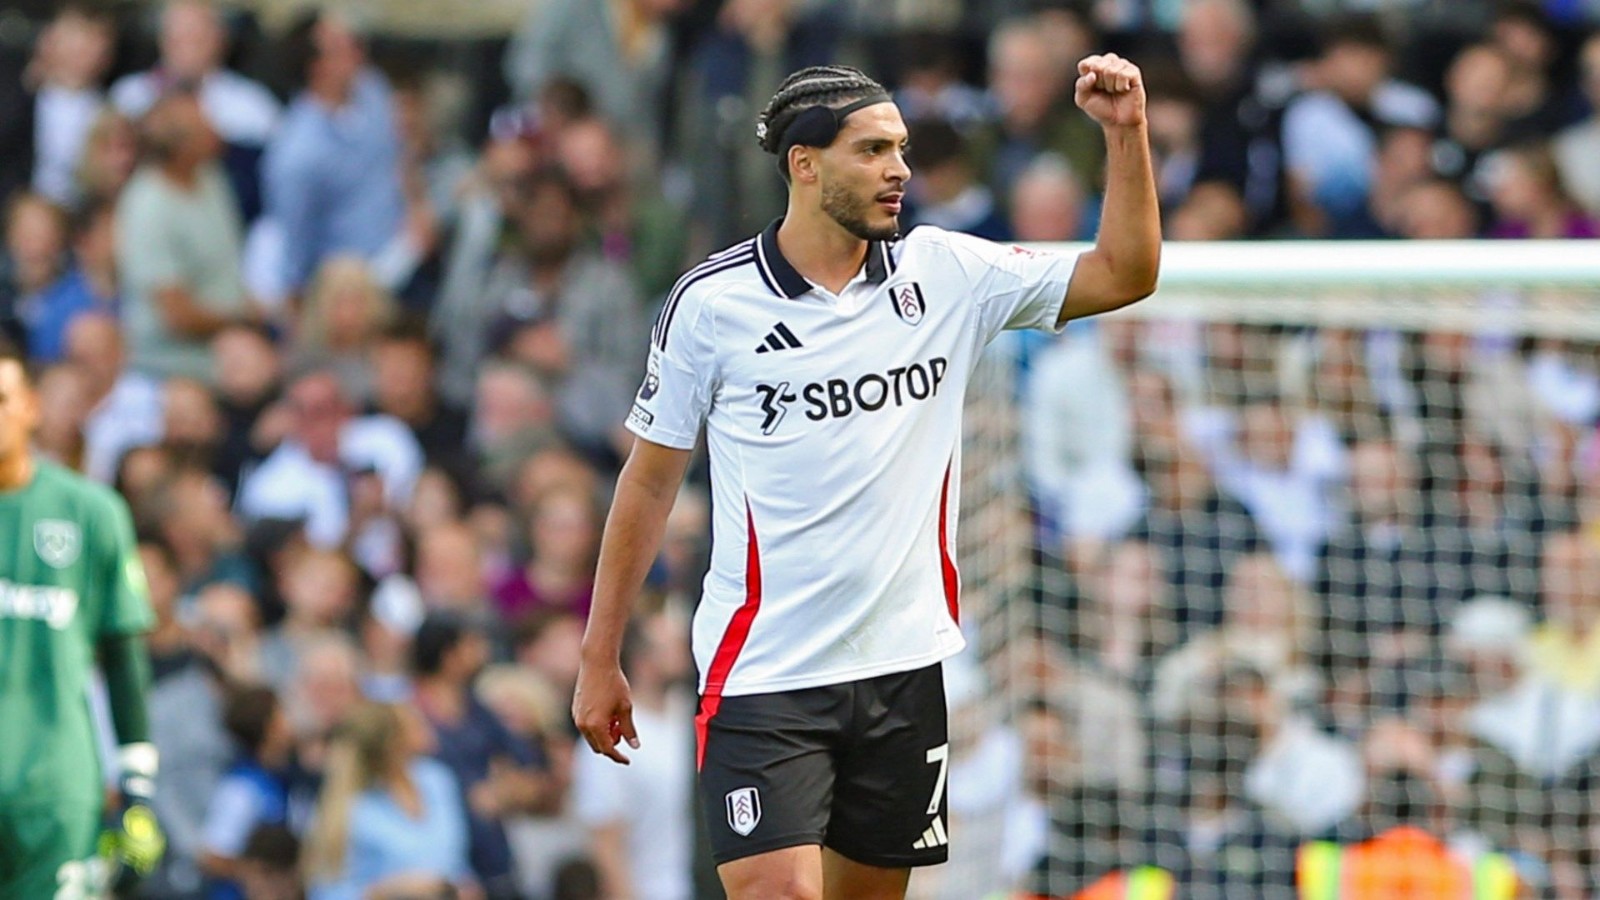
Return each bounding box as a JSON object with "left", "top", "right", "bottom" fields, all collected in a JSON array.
[
  {"left": 912, "top": 816, "right": 948, "bottom": 850},
  {"left": 755, "top": 322, "right": 804, "bottom": 353}
]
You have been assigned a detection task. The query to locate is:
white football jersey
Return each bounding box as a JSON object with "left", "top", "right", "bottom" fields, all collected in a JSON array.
[{"left": 629, "top": 221, "right": 1079, "bottom": 699}]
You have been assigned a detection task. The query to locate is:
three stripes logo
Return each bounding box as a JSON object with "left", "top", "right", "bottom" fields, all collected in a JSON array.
[
  {"left": 755, "top": 322, "right": 804, "bottom": 354},
  {"left": 912, "top": 815, "right": 948, "bottom": 850}
]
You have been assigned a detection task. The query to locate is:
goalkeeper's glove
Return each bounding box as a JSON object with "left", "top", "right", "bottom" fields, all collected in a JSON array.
[{"left": 100, "top": 743, "right": 167, "bottom": 895}]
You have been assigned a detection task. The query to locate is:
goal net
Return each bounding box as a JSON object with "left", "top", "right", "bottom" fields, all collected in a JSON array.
[{"left": 921, "top": 241, "right": 1600, "bottom": 900}]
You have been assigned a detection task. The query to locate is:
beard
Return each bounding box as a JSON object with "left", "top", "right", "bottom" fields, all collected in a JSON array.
[{"left": 821, "top": 177, "right": 900, "bottom": 242}]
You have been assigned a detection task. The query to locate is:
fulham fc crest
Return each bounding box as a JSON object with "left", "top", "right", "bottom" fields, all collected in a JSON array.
[
  {"left": 35, "top": 519, "right": 81, "bottom": 569},
  {"left": 891, "top": 283, "right": 926, "bottom": 326},
  {"left": 726, "top": 787, "right": 761, "bottom": 836}
]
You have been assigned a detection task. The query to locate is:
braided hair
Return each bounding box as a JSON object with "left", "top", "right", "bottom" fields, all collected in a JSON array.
[{"left": 756, "top": 66, "right": 889, "bottom": 177}]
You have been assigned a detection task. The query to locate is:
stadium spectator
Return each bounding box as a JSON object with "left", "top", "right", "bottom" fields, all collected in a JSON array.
[
  {"left": 209, "top": 322, "right": 283, "bottom": 493},
  {"left": 64, "top": 313, "right": 163, "bottom": 484},
  {"left": 903, "top": 118, "right": 1010, "bottom": 241},
  {"left": 143, "top": 461, "right": 259, "bottom": 600},
  {"left": 144, "top": 538, "right": 233, "bottom": 900},
  {"left": 890, "top": 31, "right": 992, "bottom": 128},
  {"left": 282, "top": 634, "right": 366, "bottom": 768},
  {"left": 1392, "top": 177, "right": 1482, "bottom": 239},
  {"left": 264, "top": 10, "right": 426, "bottom": 300},
  {"left": 193, "top": 580, "right": 269, "bottom": 684},
  {"left": 118, "top": 88, "right": 255, "bottom": 382},
  {"left": 73, "top": 108, "right": 138, "bottom": 211},
  {"left": 368, "top": 318, "right": 470, "bottom": 471},
  {"left": 571, "top": 614, "right": 695, "bottom": 900},
  {"left": 290, "top": 256, "right": 396, "bottom": 404},
  {"left": 24, "top": 3, "right": 115, "bottom": 206},
  {"left": 1552, "top": 31, "right": 1600, "bottom": 217},
  {"left": 1485, "top": 141, "right": 1600, "bottom": 238},
  {"left": 260, "top": 549, "right": 362, "bottom": 689},
  {"left": 1142, "top": 63, "right": 1205, "bottom": 224},
  {"left": 555, "top": 115, "right": 688, "bottom": 301},
  {"left": 413, "top": 520, "right": 491, "bottom": 614},
  {"left": 162, "top": 375, "right": 226, "bottom": 464},
  {"left": 302, "top": 702, "right": 477, "bottom": 900},
  {"left": 1, "top": 191, "right": 69, "bottom": 348},
  {"left": 26, "top": 198, "right": 116, "bottom": 364},
  {"left": 1280, "top": 17, "right": 1440, "bottom": 236},
  {"left": 200, "top": 684, "right": 297, "bottom": 899},
  {"left": 237, "top": 369, "right": 423, "bottom": 550},
  {"left": 491, "top": 487, "right": 599, "bottom": 622},
  {"left": 235, "top": 825, "right": 303, "bottom": 900},
  {"left": 970, "top": 16, "right": 1103, "bottom": 211},
  {"left": 513, "top": 610, "right": 586, "bottom": 706},
  {"left": 1433, "top": 44, "right": 1518, "bottom": 205},
  {"left": 412, "top": 613, "right": 553, "bottom": 899},
  {"left": 504, "top": 0, "right": 686, "bottom": 152},
  {"left": 110, "top": 0, "right": 280, "bottom": 222},
  {"left": 391, "top": 70, "right": 475, "bottom": 236},
  {"left": 32, "top": 359, "right": 90, "bottom": 469},
  {"left": 1487, "top": 1, "right": 1573, "bottom": 139}
]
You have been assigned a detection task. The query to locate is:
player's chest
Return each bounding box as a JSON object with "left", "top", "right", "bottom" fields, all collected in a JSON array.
[{"left": 0, "top": 510, "right": 88, "bottom": 630}]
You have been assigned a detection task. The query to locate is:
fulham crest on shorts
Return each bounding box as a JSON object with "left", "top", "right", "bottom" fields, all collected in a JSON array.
[{"left": 726, "top": 787, "right": 761, "bottom": 836}]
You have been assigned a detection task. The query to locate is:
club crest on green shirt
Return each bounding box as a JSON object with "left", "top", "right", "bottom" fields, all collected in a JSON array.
[{"left": 34, "top": 519, "right": 81, "bottom": 569}]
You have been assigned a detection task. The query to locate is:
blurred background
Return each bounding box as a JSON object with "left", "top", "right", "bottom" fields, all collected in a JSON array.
[{"left": 2, "top": 0, "right": 1599, "bottom": 897}]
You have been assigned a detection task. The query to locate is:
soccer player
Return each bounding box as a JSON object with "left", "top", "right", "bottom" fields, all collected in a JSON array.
[
  {"left": 0, "top": 343, "right": 165, "bottom": 898},
  {"left": 574, "top": 56, "right": 1159, "bottom": 899}
]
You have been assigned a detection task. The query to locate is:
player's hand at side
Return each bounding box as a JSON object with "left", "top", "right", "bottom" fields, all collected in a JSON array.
[
  {"left": 1074, "top": 53, "right": 1146, "bottom": 129},
  {"left": 572, "top": 659, "right": 640, "bottom": 765}
]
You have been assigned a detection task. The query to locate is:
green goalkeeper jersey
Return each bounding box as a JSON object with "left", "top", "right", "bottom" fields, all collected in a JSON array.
[{"left": 0, "top": 461, "right": 152, "bottom": 802}]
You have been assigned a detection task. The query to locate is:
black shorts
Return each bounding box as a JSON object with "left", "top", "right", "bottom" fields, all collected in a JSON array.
[{"left": 696, "top": 662, "right": 950, "bottom": 868}]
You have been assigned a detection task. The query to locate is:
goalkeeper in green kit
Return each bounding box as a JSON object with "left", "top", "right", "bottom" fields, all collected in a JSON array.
[{"left": 0, "top": 343, "right": 164, "bottom": 898}]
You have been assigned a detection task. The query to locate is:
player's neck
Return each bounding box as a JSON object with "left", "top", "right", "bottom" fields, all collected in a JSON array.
[
  {"left": 776, "top": 207, "right": 870, "bottom": 296},
  {"left": 0, "top": 450, "right": 35, "bottom": 493}
]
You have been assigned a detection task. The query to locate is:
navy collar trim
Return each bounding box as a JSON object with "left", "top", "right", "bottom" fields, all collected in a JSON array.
[{"left": 757, "top": 219, "right": 891, "bottom": 299}]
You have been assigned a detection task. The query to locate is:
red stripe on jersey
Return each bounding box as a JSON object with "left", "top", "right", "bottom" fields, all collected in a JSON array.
[
  {"left": 695, "top": 500, "right": 763, "bottom": 770},
  {"left": 938, "top": 462, "right": 961, "bottom": 624}
]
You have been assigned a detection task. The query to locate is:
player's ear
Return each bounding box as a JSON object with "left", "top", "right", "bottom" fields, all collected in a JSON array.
[{"left": 788, "top": 145, "right": 820, "bottom": 185}]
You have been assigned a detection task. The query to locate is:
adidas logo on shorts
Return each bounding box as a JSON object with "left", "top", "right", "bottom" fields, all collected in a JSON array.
[{"left": 911, "top": 815, "right": 948, "bottom": 850}]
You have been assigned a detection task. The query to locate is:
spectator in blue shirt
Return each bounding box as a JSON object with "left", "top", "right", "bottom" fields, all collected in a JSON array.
[
  {"left": 199, "top": 684, "right": 297, "bottom": 900},
  {"left": 412, "top": 613, "right": 554, "bottom": 900},
  {"left": 26, "top": 197, "right": 117, "bottom": 363},
  {"left": 303, "top": 701, "right": 477, "bottom": 900},
  {"left": 263, "top": 11, "right": 431, "bottom": 303}
]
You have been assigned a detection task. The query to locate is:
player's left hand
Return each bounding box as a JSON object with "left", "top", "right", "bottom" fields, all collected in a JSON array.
[
  {"left": 101, "top": 745, "right": 167, "bottom": 895},
  {"left": 1074, "top": 54, "right": 1146, "bottom": 129}
]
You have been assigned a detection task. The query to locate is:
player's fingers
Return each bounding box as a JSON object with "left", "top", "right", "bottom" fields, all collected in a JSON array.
[
  {"left": 616, "top": 707, "right": 642, "bottom": 750},
  {"left": 582, "top": 720, "right": 632, "bottom": 765}
]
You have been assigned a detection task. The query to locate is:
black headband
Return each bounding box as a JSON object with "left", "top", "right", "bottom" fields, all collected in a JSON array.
[{"left": 761, "top": 92, "right": 894, "bottom": 162}]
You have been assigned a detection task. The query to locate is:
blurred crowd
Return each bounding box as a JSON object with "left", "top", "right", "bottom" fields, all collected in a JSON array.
[{"left": 0, "top": 0, "right": 1597, "bottom": 898}]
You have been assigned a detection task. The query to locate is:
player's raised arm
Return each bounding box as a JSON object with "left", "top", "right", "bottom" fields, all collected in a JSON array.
[
  {"left": 573, "top": 438, "right": 693, "bottom": 764},
  {"left": 1060, "top": 53, "right": 1162, "bottom": 323}
]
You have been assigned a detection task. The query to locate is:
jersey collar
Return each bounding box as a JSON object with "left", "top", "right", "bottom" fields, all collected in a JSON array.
[{"left": 757, "top": 218, "right": 891, "bottom": 299}]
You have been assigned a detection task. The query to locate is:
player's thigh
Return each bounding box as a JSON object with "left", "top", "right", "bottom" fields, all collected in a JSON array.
[
  {"left": 825, "top": 663, "right": 951, "bottom": 869},
  {"left": 698, "top": 685, "right": 844, "bottom": 867},
  {"left": 718, "top": 844, "right": 824, "bottom": 900},
  {"left": 822, "top": 847, "right": 911, "bottom": 900},
  {"left": 0, "top": 795, "right": 106, "bottom": 900}
]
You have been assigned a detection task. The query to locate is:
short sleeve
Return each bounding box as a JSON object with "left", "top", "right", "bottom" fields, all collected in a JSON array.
[
  {"left": 939, "top": 230, "right": 1079, "bottom": 343},
  {"left": 626, "top": 284, "right": 719, "bottom": 449},
  {"left": 94, "top": 490, "right": 154, "bottom": 638}
]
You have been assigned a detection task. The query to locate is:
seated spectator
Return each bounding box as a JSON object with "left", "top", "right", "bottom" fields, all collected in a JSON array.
[
  {"left": 1487, "top": 1, "right": 1573, "bottom": 140},
  {"left": 1364, "top": 126, "right": 1440, "bottom": 237},
  {"left": 303, "top": 702, "right": 476, "bottom": 900},
  {"left": 200, "top": 684, "right": 297, "bottom": 899},
  {"left": 163, "top": 376, "right": 226, "bottom": 465},
  {"left": 412, "top": 614, "right": 553, "bottom": 899},
  {"left": 259, "top": 548, "right": 361, "bottom": 689},
  {"left": 368, "top": 318, "right": 470, "bottom": 472},
  {"left": 1392, "top": 178, "right": 1482, "bottom": 239},
  {"left": 1, "top": 191, "right": 70, "bottom": 348},
  {"left": 413, "top": 520, "right": 491, "bottom": 614},
  {"left": 33, "top": 361, "right": 90, "bottom": 470},
  {"left": 1009, "top": 153, "right": 1087, "bottom": 243},
  {"left": 237, "top": 369, "right": 423, "bottom": 550},
  {"left": 25, "top": 4, "right": 116, "bottom": 206},
  {"left": 392, "top": 70, "right": 475, "bottom": 236},
  {"left": 193, "top": 581, "right": 268, "bottom": 684},
  {"left": 970, "top": 14, "right": 1102, "bottom": 211},
  {"left": 72, "top": 108, "right": 138, "bottom": 209},
  {"left": 1143, "top": 63, "right": 1206, "bottom": 226},
  {"left": 513, "top": 610, "right": 585, "bottom": 706},
  {"left": 143, "top": 461, "right": 259, "bottom": 600},
  {"left": 209, "top": 322, "right": 283, "bottom": 494},
  {"left": 283, "top": 634, "right": 367, "bottom": 771},
  {"left": 1280, "top": 17, "right": 1439, "bottom": 236},
  {"left": 64, "top": 313, "right": 163, "bottom": 484},
  {"left": 1433, "top": 44, "right": 1518, "bottom": 206},
  {"left": 235, "top": 825, "right": 302, "bottom": 900},
  {"left": 110, "top": 0, "right": 280, "bottom": 221},
  {"left": 1485, "top": 142, "right": 1600, "bottom": 238},
  {"left": 118, "top": 89, "right": 255, "bottom": 382},
  {"left": 890, "top": 31, "right": 993, "bottom": 128},
  {"left": 290, "top": 256, "right": 396, "bottom": 403},
  {"left": 27, "top": 198, "right": 117, "bottom": 363},
  {"left": 491, "top": 487, "right": 598, "bottom": 622},
  {"left": 469, "top": 360, "right": 560, "bottom": 489},
  {"left": 555, "top": 115, "right": 687, "bottom": 302},
  {"left": 265, "top": 10, "right": 429, "bottom": 300},
  {"left": 572, "top": 615, "right": 694, "bottom": 900},
  {"left": 903, "top": 118, "right": 1010, "bottom": 241},
  {"left": 1233, "top": 663, "right": 1365, "bottom": 836},
  {"left": 1552, "top": 32, "right": 1600, "bottom": 217},
  {"left": 471, "top": 168, "right": 646, "bottom": 462}
]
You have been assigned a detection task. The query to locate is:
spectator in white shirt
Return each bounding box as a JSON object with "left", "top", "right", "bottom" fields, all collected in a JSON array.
[
  {"left": 26, "top": 4, "right": 116, "bottom": 207},
  {"left": 572, "top": 612, "right": 695, "bottom": 900},
  {"left": 62, "top": 312, "right": 163, "bottom": 484},
  {"left": 237, "top": 369, "right": 422, "bottom": 549},
  {"left": 110, "top": 0, "right": 280, "bottom": 222}
]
